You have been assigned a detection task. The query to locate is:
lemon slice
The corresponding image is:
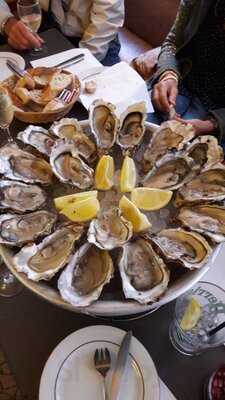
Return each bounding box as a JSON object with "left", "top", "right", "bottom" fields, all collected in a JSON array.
[
  {"left": 131, "top": 187, "right": 173, "bottom": 211},
  {"left": 119, "top": 195, "right": 151, "bottom": 232},
  {"left": 60, "top": 197, "right": 100, "bottom": 222},
  {"left": 120, "top": 156, "right": 137, "bottom": 193},
  {"left": 180, "top": 298, "right": 202, "bottom": 331},
  {"left": 54, "top": 190, "right": 98, "bottom": 211},
  {"left": 95, "top": 155, "right": 115, "bottom": 190}
]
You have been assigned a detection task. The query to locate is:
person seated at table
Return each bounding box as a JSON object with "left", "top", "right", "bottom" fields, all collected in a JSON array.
[
  {"left": 132, "top": 0, "right": 225, "bottom": 145},
  {"left": 0, "top": 0, "right": 124, "bottom": 65}
]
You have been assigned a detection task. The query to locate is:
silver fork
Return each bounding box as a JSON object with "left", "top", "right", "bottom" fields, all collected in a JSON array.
[
  {"left": 57, "top": 88, "right": 77, "bottom": 104},
  {"left": 94, "top": 347, "right": 111, "bottom": 400}
]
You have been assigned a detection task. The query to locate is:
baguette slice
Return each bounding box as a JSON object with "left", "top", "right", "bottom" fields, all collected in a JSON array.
[
  {"left": 50, "top": 72, "right": 72, "bottom": 92},
  {"left": 43, "top": 98, "right": 65, "bottom": 112},
  {"left": 15, "top": 87, "right": 30, "bottom": 104},
  {"left": 29, "top": 89, "right": 48, "bottom": 105}
]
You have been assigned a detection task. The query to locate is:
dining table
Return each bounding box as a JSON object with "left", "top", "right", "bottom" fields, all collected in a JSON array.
[{"left": 0, "top": 28, "right": 225, "bottom": 400}]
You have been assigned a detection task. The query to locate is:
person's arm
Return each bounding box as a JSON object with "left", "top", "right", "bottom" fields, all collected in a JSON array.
[
  {"left": 0, "top": 0, "right": 13, "bottom": 34},
  {"left": 79, "top": 0, "right": 124, "bottom": 61}
]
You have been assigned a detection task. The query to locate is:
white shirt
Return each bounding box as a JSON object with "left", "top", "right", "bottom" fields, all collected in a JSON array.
[{"left": 0, "top": 0, "right": 124, "bottom": 60}]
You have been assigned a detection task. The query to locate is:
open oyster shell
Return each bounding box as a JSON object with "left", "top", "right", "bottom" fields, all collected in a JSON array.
[
  {"left": 0, "top": 143, "right": 53, "bottom": 184},
  {"left": 0, "top": 180, "right": 46, "bottom": 213},
  {"left": 0, "top": 211, "right": 57, "bottom": 246},
  {"left": 89, "top": 100, "right": 119, "bottom": 150},
  {"left": 50, "top": 118, "right": 83, "bottom": 139},
  {"left": 13, "top": 224, "right": 84, "bottom": 281},
  {"left": 151, "top": 228, "right": 212, "bottom": 269},
  {"left": 142, "top": 153, "right": 196, "bottom": 190},
  {"left": 183, "top": 135, "right": 223, "bottom": 171},
  {"left": 17, "top": 125, "right": 55, "bottom": 156},
  {"left": 50, "top": 139, "right": 94, "bottom": 189},
  {"left": 177, "top": 205, "right": 225, "bottom": 243},
  {"left": 58, "top": 243, "right": 114, "bottom": 307},
  {"left": 143, "top": 121, "right": 196, "bottom": 172},
  {"left": 116, "top": 102, "right": 146, "bottom": 150},
  {"left": 119, "top": 237, "right": 170, "bottom": 304},
  {"left": 88, "top": 207, "right": 133, "bottom": 250}
]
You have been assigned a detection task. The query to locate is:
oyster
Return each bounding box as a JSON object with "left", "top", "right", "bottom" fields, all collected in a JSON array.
[
  {"left": 143, "top": 121, "right": 196, "bottom": 172},
  {"left": 142, "top": 153, "right": 196, "bottom": 190},
  {"left": 89, "top": 100, "right": 119, "bottom": 150},
  {"left": 88, "top": 207, "right": 133, "bottom": 250},
  {"left": 14, "top": 224, "right": 84, "bottom": 281},
  {"left": 176, "top": 168, "right": 225, "bottom": 204},
  {"left": 50, "top": 118, "right": 83, "bottom": 139},
  {"left": 50, "top": 139, "right": 94, "bottom": 189},
  {"left": 0, "top": 180, "right": 46, "bottom": 213},
  {"left": 119, "top": 237, "right": 169, "bottom": 304},
  {"left": 116, "top": 102, "right": 146, "bottom": 150},
  {"left": 183, "top": 135, "right": 223, "bottom": 170},
  {"left": 58, "top": 243, "right": 114, "bottom": 307},
  {"left": 177, "top": 205, "right": 225, "bottom": 243},
  {"left": 17, "top": 125, "right": 55, "bottom": 156},
  {"left": 0, "top": 211, "right": 57, "bottom": 246},
  {"left": 0, "top": 143, "right": 53, "bottom": 184},
  {"left": 151, "top": 228, "right": 212, "bottom": 269}
]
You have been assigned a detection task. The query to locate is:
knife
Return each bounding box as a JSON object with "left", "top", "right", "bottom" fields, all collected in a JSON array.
[
  {"left": 110, "top": 331, "right": 132, "bottom": 400},
  {"left": 6, "top": 60, "right": 35, "bottom": 89},
  {"left": 53, "top": 53, "right": 85, "bottom": 68}
]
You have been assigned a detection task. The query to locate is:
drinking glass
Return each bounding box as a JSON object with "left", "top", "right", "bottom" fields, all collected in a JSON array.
[
  {"left": 0, "top": 261, "right": 23, "bottom": 297},
  {"left": 169, "top": 281, "right": 225, "bottom": 356},
  {"left": 17, "top": 0, "right": 45, "bottom": 55},
  {"left": 0, "top": 88, "right": 14, "bottom": 142}
]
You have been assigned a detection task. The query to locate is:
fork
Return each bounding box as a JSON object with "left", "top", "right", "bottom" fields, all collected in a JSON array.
[
  {"left": 57, "top": 88, "right": 77, "bottom": 104},
  {"left": 94, "top": 347, "right": 111, "bottom": 400}
]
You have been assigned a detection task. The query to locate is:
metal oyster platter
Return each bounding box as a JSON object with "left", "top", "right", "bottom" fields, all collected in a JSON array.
[{"left": 0, "top": 101, "right": 223, "bottom": 317}]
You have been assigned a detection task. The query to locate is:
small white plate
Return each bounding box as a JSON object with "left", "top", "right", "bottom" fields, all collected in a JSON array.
[
  {"left": 0, "top": 52, "right": 25, "bottom": 81},
  {"left": 39, "top": 325, "right": 160, "bottom": 400}
]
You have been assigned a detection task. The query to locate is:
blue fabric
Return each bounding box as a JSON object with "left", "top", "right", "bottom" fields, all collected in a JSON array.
[{"left": 101, "top": 35, "right": 121, "bottom": 66}]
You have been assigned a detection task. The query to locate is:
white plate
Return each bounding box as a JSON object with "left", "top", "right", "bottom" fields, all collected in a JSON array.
[
  {"left": 0, "top": 52, "right": 25, "bottom": 81},
  {"left": 39, "top": 325, "right": 160, "bottom": 400}
]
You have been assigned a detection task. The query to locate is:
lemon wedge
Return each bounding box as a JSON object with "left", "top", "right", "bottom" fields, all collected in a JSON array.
[
  {"left": 60, "top": 197, "right": 100, "bottom": 222},
  {"left": 180, "top": 298, "right": 202, "bottom": 331},
  {"left": 120, "top": 155, "right": 137, "bottom": 193},
  {"left": 131, "top": 187, "right": 173, "bottom": 211},
  {"left": 95, "top": 155, "right": 115, "bottom": 190},
  {"left": 54, "top": 190, "right": 98, "bottom": 211},
  {"left": 119, "top": 195, "right": 151, "bottom": 232}
]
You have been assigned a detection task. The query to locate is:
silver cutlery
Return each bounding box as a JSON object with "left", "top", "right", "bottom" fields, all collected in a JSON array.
[
  {"left": 79, "top": 66, "right": 105, "bottom": 81},
  {"left": 57, "top": 88, "right": 77, "bottom": 103},
  {"left": 94, "top": 347, "right": 111, "bottom": 400},
  {"left": 53, "top": 53, "right": 85, "bottom": 68},
  {"left": 110, "top": 331, "right": 132, "bottom": 400}
]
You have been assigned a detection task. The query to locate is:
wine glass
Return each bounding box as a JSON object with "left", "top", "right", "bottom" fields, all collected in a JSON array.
[
  {"left": 17, "top": 0, "right": 45, "bottom": 55},
  {"left": 0, "top": 261, "right": 23, "bottom": 297},
  {"left": 0, "top": 88, "right": 14, "bottom": 142}
]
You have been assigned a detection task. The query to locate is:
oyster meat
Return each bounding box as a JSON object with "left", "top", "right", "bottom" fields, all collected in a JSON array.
[
  {"left": 143, "top": 121, "right": 196, "bottom": 172},
  {"left": 50, "top": 118, "right": 83, "bottom": 139},
  {"left": 142, "top": 153, "right": 196, "bottom": 190},
  {"left": 50, "top": 139, "right": 94, "bottom": 189},
  {"left": 88, "top": 207, "right": 133, "bottom": 250},
  {"left": 151, "top": 228, "right": 212, "bottom": 269},
  {"left": 0, "top": 180, "right": 46, "bottom": 213},
  {"left": 58, "top": 243, "right": 114, "bottom": 307},
  {"left": 14, "top": 224, "right": 84, "bottom": 281},
  {"left": 0, "top": 211, "right": 57, "bottom": 246},
  {"left": 183, "top": 135, "right": 223, "bottom": 171},
  {"left": 89, "top": 100, "right": 119, "bottom": 150},
  {"left": 116, "top": 102, "right": 146, "bottom": 150},
  {"left": 0, "top": 143, "right": 53, "bottom": 184},
  {"left": 177, "top": 205, "right": 225, "bottom": 243},
  {"left": 119, "top": 237, "right": 169, "bottom": 304},
  {"left": 17, "top": 125, "right": 55, "bottom": 156},
  {"left": 176, "top": 168, "right": 225, "bottom": 204}
]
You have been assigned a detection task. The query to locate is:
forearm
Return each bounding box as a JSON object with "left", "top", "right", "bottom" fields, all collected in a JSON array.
[{"left": 0, "top": 0, "right": 14, "bottom": 34}]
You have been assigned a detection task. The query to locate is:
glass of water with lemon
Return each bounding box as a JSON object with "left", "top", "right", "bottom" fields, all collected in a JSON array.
[{"left": 169, "top": 282, "right": 225, "bottom": 355}]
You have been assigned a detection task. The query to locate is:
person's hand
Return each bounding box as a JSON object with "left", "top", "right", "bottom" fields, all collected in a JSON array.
[
  {"left": 174, "top": 117, "right": 215, "bottom": 135},
  {"left": 131, "top": 48, "right": 160, "bottom": 80},
  {"left": 151, "top": 78, "right": 178, "bottom": 113},
  {"left": 4, "top": 17, "right": 43, "bottom": 50}
]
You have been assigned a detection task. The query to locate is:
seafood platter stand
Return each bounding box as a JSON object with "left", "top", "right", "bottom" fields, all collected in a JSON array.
[{"left": 0, "top": 29, "right": 225, "bottom": 400}]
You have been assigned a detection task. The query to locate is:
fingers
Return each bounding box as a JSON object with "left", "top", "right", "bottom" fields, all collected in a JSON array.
[
  {"left": 152, "top": 80, "right": 178, "bottom": 113},
  {"left": 169, "top": 84, "right": 178, "bottom": 106},
  {"left": 7, "top": 20, "right": 43, "bottom": 50},
  {"left": 17, "top": 22, "right": 43, "bottom": 48}
]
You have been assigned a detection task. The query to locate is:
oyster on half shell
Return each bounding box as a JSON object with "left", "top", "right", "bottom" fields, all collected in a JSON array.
[
  {"left": 143, "top": 121, "right": 196, "bottom": 172},
  {"left": 142, "top": 153, "right": 196, "bottom": 190},
  {"left": 88, "top": 207, "right": 133, "bottom": 250},
  {"left": 183, "top": 135, "right": 223, "bottom": 171},
  {"left": 151, "top": 228, "right": 212, "bottom": 269},
  {"left": 0, "top": 211, "right": 57, "bottom": 246},
  {"left": 50, "top": 139, "right": 94, "bottom": 189},
  {"left": 17, "top": 125, "right": 55, "bottom": 156},
  {"left": 58, "top": 243, "right": 114, "bottom": 307},
  {"left": 177, "top": 205, "right": 225, "bottom": 243},
  {"left": 89, "top": 100, "right": 119, "bottom": 150},
  {"left": 0, "top": 143, "right": 53, "bottom": 184},
  {"left": 116, "top": 102, "right": 146, "bottom": 150},
  {"left": 119, "top": 237, "right": 169, "bottom": 304},
  {"left": 0, "top": 180, "right": 46, "bottom": 213},
  {"left": 50, "top": 118, "right": 83, "bottom": 139},
  {"left": 13, "top": 224, "right": 84, "bottom": 281}
]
